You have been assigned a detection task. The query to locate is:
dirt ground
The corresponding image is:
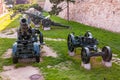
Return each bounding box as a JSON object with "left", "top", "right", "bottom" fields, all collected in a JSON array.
[{"left": 0, "top": 66, "right": 44, "bottom": 80}]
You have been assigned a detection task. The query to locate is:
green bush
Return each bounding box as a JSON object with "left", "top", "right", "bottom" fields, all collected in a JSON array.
[
  {"left": 12, "top": 4, "right": 43, "bottom": 12},
  {"left": 12, "top": 4, "right": 30, "bottom": 12},
  {"left": 49, "top": 0, "right": 75, "bottom": 15}
]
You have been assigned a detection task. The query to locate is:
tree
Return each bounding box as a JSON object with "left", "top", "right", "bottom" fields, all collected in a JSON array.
[
  {"left": 12, "top": 3, "right": 43, "bottom": 13},
  {"left": 49, "top": 0, "right": 75, "bottom": 15},
  {"left": 12, "top": 4, "right": 30, "bottom": 12},
  {"left": 30, "top": 4, "right": 42, "bottom": 11},
  {"left": 5, "top": 0, "right": 14, "bottom": 5}
]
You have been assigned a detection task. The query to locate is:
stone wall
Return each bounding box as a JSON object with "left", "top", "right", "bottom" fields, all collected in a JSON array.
[
  {"left": 38, "top": 1, "right": 45, "bottom": 8},
  {"left": 44, "top": 0, "right": 120, "bottom": 33},
  {"left": 44, "top": 0, "right": 52, "bottom": 11}
]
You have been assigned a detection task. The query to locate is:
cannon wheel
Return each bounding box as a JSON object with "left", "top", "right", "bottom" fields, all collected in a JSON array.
[
  {"left": 42, "top": 19, "right": 51, "bottom": 28},
  {"left": 12, "top": 56, "right": 18, "bottom": 64},
  {"left": 35, "top": 56, "right": 40, "bottom": 63},
  {"left": 67, "top": 34, "right": 75, "bottom": 52},
  {"left": 102, "top": 46, "right": 112, "bottom": 62},
  {"left": 81, "top": 47, "right": 90, "bottom": 64},
  {"left": 84, "top": 31, "right": 93, "bottom": 38}
]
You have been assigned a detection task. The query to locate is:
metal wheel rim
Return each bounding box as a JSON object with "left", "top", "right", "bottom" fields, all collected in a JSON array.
[
  {"left": 67, "top": 35, "right": 74, "bottom": 52},
  {"left": 102, "top": 46, "right": 112, "bottom": 62},
  {"left": 81, "top": 48, "right": 90, "bottom": 63}
]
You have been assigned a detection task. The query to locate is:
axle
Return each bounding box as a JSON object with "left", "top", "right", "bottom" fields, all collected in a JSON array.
[{"left": 89, "top": 52, "right": 104, "bottom": 57}]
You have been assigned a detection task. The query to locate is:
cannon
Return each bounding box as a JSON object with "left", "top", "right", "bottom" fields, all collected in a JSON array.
[
  {"left": 12, "top": 17, "right": 44, "bottom": 63},
  {"left": 18, "top": 17, "right": 44, "bottom": 44},
  {"left": 41, "top": 18, "right": 70, "bottom": 30},
  {"left": 22, "top": 12, "right": 44, "bottom": 27},
  {"left": 67, "top": 31, "right": 112, "bottom": 69},
  {"left": 22, "top": 11, "right": 70, "bottom": 30}
]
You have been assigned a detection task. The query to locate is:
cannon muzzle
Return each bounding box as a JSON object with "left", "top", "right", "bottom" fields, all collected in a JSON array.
[{"left": 20, "top": 18, "right": 27, "bottom": 24}]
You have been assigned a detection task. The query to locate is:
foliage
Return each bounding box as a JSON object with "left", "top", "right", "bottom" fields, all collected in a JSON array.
[
  {"left": 12, "top": 4, "right": 43, "bottom": 12},
  {"left": 12, "top": 4, "right": 30, "bottom": 12},
  {"left": 49, "top": 5, "right": 62, "bottom": 15},
  {"left": 49, "top": 0, "right": 75, "bottom": 15},
  {"left": 49, "top": 0, "right": 64, "bottom": 4},
  {"left": 30, "top": 4, "right": 43, "bottom": 11},
  {"left": 4, "top": 0, "right": 14, "bottom": 5}
]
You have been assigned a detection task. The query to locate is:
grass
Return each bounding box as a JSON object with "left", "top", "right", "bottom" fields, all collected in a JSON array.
[
  {"left": 5, "top": 14, "right": 21, "bottom": 29},
  {"left": 32, "top": 40, "right": 120, "bottom": 80},
  {"left": 0, "top": 38, "right": 15, "bottom": 71},
  {"left": 0, "top": 12, "right": 21, "bottom": 31},
  {"left": 0, "top": 38, "right": 120, "bottom": 80}
]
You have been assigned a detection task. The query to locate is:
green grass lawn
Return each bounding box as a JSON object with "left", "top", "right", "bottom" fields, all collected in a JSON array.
[{"left": 32, "top": 40, "right": 120, "bottom": 80}]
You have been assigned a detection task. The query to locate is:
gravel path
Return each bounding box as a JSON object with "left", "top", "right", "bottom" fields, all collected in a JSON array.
[{"left": 0, "top": 66, "right": 44, "bottom": 80}]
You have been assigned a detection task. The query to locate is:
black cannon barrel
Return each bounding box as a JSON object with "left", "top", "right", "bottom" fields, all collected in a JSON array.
[
  {"left": 20, "top": 18, "right": 27, "bottom": 24},
  {"left": 42, "top": 18, "right": 70, "bottom": 28},
  {"left": 51, "top": 22, "right": 70, "bottom": 28}
]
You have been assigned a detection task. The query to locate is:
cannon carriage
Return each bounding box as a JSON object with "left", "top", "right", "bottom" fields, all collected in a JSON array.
[
  {"left": 12, "top": 17, "right": 44, "bottom": 63},
  {"left": 67, "top": 31, "right": 112, "bottom": 69},
  {"left": 12, "top": 40, "right": 40, "bottom": 63}
]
